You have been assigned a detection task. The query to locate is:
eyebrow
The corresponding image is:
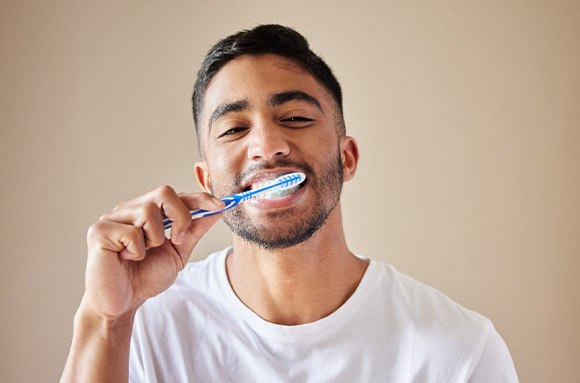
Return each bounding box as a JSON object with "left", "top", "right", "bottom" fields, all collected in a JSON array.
[
  {"left": 208, "top": 100, "right": 250, "bottom": 132},
  {"left": 268, "top": 90, "right": 323, "bottom": 111},
  {"left": 207, "top": 90, "right": 323, "bottom": 134}
]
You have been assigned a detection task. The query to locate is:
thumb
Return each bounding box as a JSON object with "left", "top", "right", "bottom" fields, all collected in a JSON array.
[{"left": 173, "top": 213, "right": 222, "bottom": 264}]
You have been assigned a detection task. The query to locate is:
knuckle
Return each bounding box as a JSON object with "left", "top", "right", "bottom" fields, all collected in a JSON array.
[
  {"left": 86, "top": 221, "right": 105, "bottom": 240},
  {"left": 156, "top": 184, "right": 176, "bottom": 199},
  {"left": 141, "top": 201, "right": 159, "bottom": 218},
  {"left": 112, "top": 201, "right": 126, "bottom": 212},
  {"left": 136, "top": 203, "right": 156, "bottom": 226},
  {"left": 126, "top": 226, "right": 143, "bottom": 242}
]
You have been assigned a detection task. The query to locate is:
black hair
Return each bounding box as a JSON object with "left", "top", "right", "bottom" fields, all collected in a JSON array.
[{"left": 192, "top": 24, "right": 344, "bottom": 149}]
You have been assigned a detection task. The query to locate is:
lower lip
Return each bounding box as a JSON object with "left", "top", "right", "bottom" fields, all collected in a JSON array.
[{"left": 246, "top": 184, "right": 306, "bottom": 209}]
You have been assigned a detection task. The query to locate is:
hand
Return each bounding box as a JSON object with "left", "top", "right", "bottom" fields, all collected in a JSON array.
[{"left": 81, "top": 185, "right": 224, "bottom": 320}]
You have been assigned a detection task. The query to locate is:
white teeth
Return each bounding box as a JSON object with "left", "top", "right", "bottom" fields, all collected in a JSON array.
[
  {"left": 247, "top": 178, "right": 301, "bottom": 200},
  {"left": 250, "top": 179, "right": 274, "bottom": 191},
  {"left": 247, "top": 174, "right": 304, "bottom": 200},
  {"left": 259, "top": 183, "right": 300, "bottom": 199}
]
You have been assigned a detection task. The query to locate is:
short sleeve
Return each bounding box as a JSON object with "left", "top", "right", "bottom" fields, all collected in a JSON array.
[{"left": 468, "top": 325, "right": 519, "bottom": 382}]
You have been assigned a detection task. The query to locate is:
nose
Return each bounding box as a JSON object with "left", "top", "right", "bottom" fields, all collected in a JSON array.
[{"left": 247, "top": 121, "right": 290, "bottom": 161}]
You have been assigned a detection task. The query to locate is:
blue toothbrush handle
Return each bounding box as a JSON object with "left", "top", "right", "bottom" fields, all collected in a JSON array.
[
  {"left": 163, "top": 196, "right": 239, "bottom": 230},
  {"left": 162, "top": 172, "right": 305, "bottom": 230}
]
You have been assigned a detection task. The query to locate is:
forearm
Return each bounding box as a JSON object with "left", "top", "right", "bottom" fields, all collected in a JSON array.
[{"left": 61, "top": 302, "right": 136, "bottom": 383}]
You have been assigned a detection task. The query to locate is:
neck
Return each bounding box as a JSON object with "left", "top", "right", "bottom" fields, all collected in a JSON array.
[{"left": 226, "top": 205, "right": 368, "bottom": 325}]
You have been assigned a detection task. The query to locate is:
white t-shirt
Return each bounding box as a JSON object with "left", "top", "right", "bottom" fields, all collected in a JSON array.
[{"left": 129, "top": 248, "right": 518, "bottom": 382}]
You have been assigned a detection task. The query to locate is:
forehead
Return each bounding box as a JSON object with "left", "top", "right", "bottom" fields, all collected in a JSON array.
[{"left": 199, "top": 54, "right": 332, "bottom": 129}]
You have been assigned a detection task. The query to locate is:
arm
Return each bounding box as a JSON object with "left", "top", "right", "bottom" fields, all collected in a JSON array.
[
  {"left": 61, "top": 186, "right": 223, "bottom": 382},
  {"left": 61, "top": 303, "right": 135, "bottom": 382}
]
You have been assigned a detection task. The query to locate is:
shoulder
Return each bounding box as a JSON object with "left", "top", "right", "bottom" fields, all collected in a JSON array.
[
  {"left": 367, "top": 260, "right": 494, "bottom": 373},
  {"left": 374, "top": 260, "right": 490, "bottom": 330}
]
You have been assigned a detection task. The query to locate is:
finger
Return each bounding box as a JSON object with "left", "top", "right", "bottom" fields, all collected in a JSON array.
[
  {"left": 116, "top": 185, "right": 191, "bottom": 245},
  {"left": 87, "top": 220, "right": 146, "bottom": 261},
  {"left": 100, "top": 202, "right": 166, "bottom": 249},
  {"left": 110, "top": 186, "right": 224, "bottom": 246},
  {"left": 178, "top": 192, "right": 225, "bottom": 213},
  {"left": 165, "top": 192, "right": 224, "bottom": 244},
  {"left": 172, "top": 213, "right": 222, "bottom": 266},
  {"left": 156, "top": 186, "right": 204, "bottom": 245}
]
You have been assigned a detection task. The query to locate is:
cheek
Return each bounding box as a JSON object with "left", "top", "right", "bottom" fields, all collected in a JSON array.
[
  {"left": 305, "top": 136, "right": 339, "bottom": 163},
  {"left": 205, "top": 152, "right": 243, "bottom": 195},
  {"left": 207, "top": 142, "right": 238, "bottom": 170}
]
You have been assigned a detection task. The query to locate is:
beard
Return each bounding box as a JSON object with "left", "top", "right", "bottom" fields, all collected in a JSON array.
[{"left": 213, "top": 152, "right": 344, "bottom": 250}]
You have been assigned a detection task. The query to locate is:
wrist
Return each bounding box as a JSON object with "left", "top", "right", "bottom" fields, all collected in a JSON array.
[
  {"left": 74, "top": 298, "right": 136, "bottom": 342},
  {"left": 62, "top": 299, "right": 136, "bottom": 382}
]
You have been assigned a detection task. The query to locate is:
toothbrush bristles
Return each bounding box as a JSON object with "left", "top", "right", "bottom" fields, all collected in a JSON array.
[{"left": 246, "top": 172, "right": 305, "bottom": 201}]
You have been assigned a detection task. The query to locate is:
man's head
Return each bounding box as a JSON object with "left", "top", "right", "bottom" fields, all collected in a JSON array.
[
  {"left": 193, "top": 24, "right": 345, "bottom": 155},
  {"left": 192, "top": 25, "right": 358, "bottom": 250}
]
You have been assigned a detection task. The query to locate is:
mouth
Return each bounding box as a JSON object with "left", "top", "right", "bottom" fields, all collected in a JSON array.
[{"left": 242, "top": 172, "right": 307, "bottom": 200}]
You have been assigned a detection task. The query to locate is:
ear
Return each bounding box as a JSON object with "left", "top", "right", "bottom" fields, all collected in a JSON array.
[
  {"left": 194, "top": 161, "right": 212, "bottom": 193},
  {"left": 340, "top": 136, "right": 359, "bottom": 183}
]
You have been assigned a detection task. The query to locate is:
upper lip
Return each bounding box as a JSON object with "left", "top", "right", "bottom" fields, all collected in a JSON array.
[{"left": 241, "top": 169, "right": 302, "bottom": 191}]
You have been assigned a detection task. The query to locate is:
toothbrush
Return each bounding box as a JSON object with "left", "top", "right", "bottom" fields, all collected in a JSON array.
[{"left": 163, "top": 172, "right": 306, "bottom": 230}]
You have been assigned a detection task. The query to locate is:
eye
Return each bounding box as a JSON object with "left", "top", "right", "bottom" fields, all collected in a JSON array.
[
  {"left": 217, "top": 126, "right": 248, "bottom": 139},
  {"left": 280, "top": 116, "right": 315, "bottom": 127}
]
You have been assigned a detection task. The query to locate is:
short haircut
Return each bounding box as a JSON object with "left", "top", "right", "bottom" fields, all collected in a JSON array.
[{"left": 192, "top": 24, "right": 345, "bottom": 152}]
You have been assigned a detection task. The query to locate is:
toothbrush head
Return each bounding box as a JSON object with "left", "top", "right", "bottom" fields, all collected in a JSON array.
[{"left": 272, "top": 172, "right": 306, "bottom": 190}]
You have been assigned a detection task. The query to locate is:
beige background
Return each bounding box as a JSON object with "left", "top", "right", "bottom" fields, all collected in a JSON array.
[{"left": 1, "top": 1, "right": 579, "bottom": 381}]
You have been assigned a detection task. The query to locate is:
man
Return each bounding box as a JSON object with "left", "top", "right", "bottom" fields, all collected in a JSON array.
[{"left": 62, "top": 25, "right": 518, "bottom": 382}]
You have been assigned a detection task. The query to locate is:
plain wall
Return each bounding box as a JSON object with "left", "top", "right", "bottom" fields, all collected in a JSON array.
[{"left": 1, "top": 1, "right": 579, "bottom": 381}]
